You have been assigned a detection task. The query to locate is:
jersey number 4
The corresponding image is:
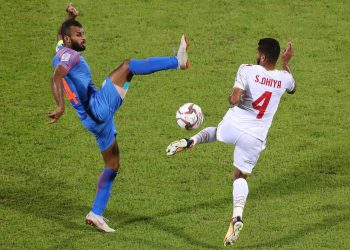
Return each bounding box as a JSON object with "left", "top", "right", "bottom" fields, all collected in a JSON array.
[{"left": 252, "top": 91, "right": 272, "bottom": 119}]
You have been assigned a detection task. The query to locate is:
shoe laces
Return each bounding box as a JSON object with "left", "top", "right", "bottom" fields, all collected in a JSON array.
[{"left": 102, "top": 216, "right": 110, "bottom": 223}]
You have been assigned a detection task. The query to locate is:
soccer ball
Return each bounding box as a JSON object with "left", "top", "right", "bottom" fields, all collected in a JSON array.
[{"left": 176, "top": 103, "right": 204, "bottom": 130}]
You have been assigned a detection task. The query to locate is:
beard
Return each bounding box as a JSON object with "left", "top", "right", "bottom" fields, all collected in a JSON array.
[{"left": 71, "top": 40, "right": 85, "bottom": 51}]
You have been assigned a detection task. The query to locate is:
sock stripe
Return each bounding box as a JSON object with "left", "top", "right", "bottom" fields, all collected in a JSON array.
[{"left": 233, "top": 178, "right": 249, "bottom": 218}]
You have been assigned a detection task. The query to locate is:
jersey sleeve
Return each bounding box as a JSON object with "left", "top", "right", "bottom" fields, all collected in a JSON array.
[
  {"left": 233, "top": 64, "right": 250, "bottom": 90},
  {"left": 57, "top": 49, "right": 80, "bottom": 72},
  {"left": 282, "top": 71, "right": 295, "bottom": 92}
]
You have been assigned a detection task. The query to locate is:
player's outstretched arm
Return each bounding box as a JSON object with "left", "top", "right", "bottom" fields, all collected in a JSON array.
[
  {"left": 281, "top": 42, "right": 296, "bottom": 94},
  {"left": 57, "top": 3, "right": 79, "bottom": 41},
  {"left": 48, "top": 65, "right": 69, "bottom": 124}
]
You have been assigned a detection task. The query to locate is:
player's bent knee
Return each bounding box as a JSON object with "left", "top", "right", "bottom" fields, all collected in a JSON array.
[
  {"left": 106, "top": 160, "right": 120, "bottom": 171},
  {"left": 233, "top": 167, "right": 249, "bottom": 179}
]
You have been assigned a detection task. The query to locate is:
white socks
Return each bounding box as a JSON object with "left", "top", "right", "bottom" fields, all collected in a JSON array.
[
  {"left": 190, "top": 127, "right": 217, "bottom": 145},
  {"left": 233, "top": 178, "right": 249, "bottom": 218}
]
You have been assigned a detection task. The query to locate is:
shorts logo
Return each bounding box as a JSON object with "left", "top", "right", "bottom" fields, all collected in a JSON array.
[
  {"left": 244, "top": 160, "right": 255, "bottom": 165},
  {"left": 61, "top": 53, "right": 71, "bottom": 62}
]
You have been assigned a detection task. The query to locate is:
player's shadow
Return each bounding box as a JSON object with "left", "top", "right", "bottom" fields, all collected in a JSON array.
[
  {"left": 240, "top": 205, "right": 350, "bottom": 249},
  {"left": 114, "top": 197, "right": 231, "bottom": 250},
  {"left": 239, "top": 144, "right": 349, "bottom": 248},
  {"left": 0, "top": 176, "right": 90, "bottom": 232},
  {"left": 0, "top": 170, "right": 225, "bottom": 249}
]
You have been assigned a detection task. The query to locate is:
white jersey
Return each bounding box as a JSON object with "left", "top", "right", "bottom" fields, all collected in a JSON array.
[{"left": 225, "top": 64, "right": 295, "bottom": 141}]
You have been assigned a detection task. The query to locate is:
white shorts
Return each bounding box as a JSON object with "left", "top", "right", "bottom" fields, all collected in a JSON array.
[{"left": 216, "top": 118, "right": 265, "bottom": 174}]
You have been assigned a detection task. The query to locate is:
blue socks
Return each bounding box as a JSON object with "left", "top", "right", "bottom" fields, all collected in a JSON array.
[
  {"left": 92, "top": 168, "right": 117, "bottom": 216},
  {"left": 129, "top": 56, "right": 178, "bottom": 75}
]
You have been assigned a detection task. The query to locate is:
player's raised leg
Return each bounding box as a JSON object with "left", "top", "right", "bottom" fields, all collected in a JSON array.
[
  {"left": 86, "top": 140, "right": 121, "bottom": 232},
  {"left": 107, "top": 34, "right": 189, "bottom": 99},
  {"left": 129, "top": 34, "right": 189, "bottom": 74},
  {"left": 166, "top": 127, "right": 217, "bottom": 155}
]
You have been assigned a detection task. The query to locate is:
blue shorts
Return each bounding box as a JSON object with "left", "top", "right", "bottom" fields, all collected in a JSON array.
[{"left": 82, "top": 77, "right": 123, "bottom": 152}]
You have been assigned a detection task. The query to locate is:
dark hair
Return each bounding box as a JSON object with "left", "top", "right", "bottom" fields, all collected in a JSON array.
[
  {"left": 258, "top": 38, "right": 280, "bottom": 64},
  {"left": 60, "top": 19, "right": 83, "bottom": 37}
]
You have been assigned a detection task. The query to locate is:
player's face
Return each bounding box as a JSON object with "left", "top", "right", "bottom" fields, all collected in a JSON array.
[{"left": 68, "top": 26, "right": 86, "bottom": 51}]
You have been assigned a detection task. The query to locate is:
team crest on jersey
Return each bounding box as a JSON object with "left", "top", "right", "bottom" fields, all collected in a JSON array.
[{"left": 61, "top": 53, "right": 71, "bottom": 62}]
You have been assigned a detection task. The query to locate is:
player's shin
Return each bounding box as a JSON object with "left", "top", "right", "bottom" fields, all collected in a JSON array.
[
  {"left": 190, "top": 127, "right": 217, "bottom": 146},
  {"left": 129, "top": 57, "right": 178, "bottom": 75},
  {"left": 91, "top": 168, "right": 117, "bottom": 216},
  {"left": 233, "top": 178, "right": 249, "bottom": 218}
]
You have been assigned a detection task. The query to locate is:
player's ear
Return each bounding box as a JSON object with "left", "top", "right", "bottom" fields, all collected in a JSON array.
[{"left": 63, "top": 35, "right": 71, "bottom": 45}]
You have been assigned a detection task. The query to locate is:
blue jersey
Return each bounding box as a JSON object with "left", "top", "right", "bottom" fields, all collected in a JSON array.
[
  {"left": 52, "top": 45, "right": 97, "bottom": 120},
  {"left": 52, "top": 42, "right": 124, "bottom": 152}
]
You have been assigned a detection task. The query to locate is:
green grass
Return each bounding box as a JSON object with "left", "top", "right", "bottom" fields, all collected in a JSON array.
[{"left": 1, "top": 0, "right": 350, "bottom": 249}]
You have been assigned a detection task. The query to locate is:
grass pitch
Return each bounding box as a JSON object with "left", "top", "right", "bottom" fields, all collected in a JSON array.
[{"left": 1, "top": 0, "right": 350, "bottom": 249}]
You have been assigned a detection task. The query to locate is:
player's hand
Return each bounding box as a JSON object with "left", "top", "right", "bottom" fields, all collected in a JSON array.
[
  {"left": 281, "top": 42, "right": 293, "bottom": 65},
  {"left": 48, "top": 107, "right": 65, "bottom": 124},
  {"left": 66, "top": 3, "right": 79, "bottom": 18}
]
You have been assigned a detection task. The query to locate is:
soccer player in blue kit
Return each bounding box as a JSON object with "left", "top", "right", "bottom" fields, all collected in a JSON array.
[{"left": 49, "top": 3, "right": 189, "bottom": 232}]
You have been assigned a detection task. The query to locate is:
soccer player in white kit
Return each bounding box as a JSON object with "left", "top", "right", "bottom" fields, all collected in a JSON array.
[{"left": 166, "top": 38, "right": 296, "bottom": 246}]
